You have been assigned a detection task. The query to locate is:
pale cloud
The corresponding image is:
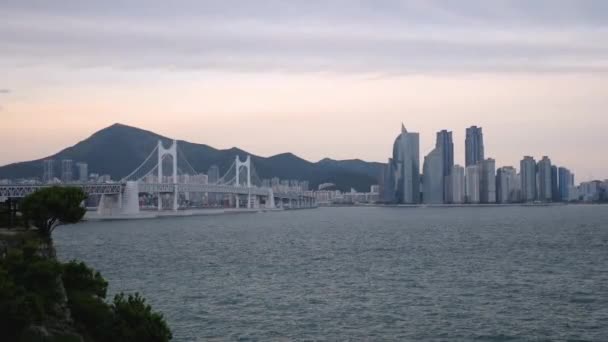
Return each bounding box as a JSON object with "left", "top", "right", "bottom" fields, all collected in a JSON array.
[{"left": 1, "top": 1, "right": 608, "bottom": 73}]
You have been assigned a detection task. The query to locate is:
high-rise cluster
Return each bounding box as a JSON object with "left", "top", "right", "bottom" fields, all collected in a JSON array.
[
  {"left": 379, "top": 124, "right": 575, "bottom": 204},
  {"left": 41, "top": 159, "right": 89, "bottom": 184}
]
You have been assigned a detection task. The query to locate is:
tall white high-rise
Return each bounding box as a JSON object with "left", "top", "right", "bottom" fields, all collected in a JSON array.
[
  {"left": 207, "top": 165, "right": 220, "bottom": 184},
  {"left": 465, "top": 164, "right": 481, "bottom": 204},
  {"left": 497, "top": 166, "right": 519, "bottom": 203},
  {"left": 537, "top": 156, "right": 553, "bottom": 202},
  {"left": 480, "top": 158, "right": 496, "bottom": 203},
  {"left": 436, "top": 130, "right": 454, "bottom": 202},
  {"left": 42, "top": 159, "right": 54, "bottom": 183},
  {"left": 423, "top": 147, "right": 444, "bottom": 204},
  {"left": 391, "top": 124, "right": 420, "bottom": 204},
  {"left": 465, "top": 126, "right": 484, "bottom": 167},
  {"left": 61, "top": 159, "right": 73, "bottom": 183},
  {"left": 520, "top": 156, "right": 537, "bottom": 202},
  {"left": 558, "top": 167, "right": 572, "bottom": 201},
  {"left": 450, "top": 165, "right": 465, "bottom": 204},
  {"left": 76, "top": 162, "right": 88, "bottom": 183}
]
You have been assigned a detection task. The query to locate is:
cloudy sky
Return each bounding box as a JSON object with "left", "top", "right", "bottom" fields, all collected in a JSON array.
[{"left": 1, "top": 0, "right": 607, "bottom": 180}]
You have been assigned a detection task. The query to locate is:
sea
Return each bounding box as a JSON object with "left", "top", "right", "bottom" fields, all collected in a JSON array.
[{"left": 55, "top": 205, "right": 608, "bottom": 341}]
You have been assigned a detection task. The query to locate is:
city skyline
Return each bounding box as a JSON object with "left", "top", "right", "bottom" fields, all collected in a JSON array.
[{"left": 378, "top": 123, "right": 594, "bottom": 204}]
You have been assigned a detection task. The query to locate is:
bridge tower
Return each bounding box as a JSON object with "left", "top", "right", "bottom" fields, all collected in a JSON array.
[
  {"left": 158, "top": 140, "right": 178, "bottom": 211},
  {"left": 235, "top": 155, "right": 251, "bottom": 209}
]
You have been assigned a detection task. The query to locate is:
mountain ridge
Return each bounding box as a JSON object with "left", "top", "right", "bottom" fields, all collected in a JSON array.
[{"left": 0, "top": 123, "right": 384, "bottom": 191}]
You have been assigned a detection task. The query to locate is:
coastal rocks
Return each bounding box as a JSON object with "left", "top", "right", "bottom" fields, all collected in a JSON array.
[{"left": 20, "top": 325, "right": 84, "bottom": 342}]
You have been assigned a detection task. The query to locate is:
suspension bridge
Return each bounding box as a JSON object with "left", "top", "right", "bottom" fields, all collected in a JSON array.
[{"left": 0, "top": 140, "right": 316, "bottom": 217}]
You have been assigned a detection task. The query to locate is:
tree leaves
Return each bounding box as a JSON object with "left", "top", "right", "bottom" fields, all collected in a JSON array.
[{"left": 21, "top": 187, "right": 87, "bottom": 237}]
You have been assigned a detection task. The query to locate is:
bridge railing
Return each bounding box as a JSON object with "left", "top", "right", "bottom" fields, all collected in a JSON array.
[{"left": 0, "top": 183, "right": 123, "bottom": 198}]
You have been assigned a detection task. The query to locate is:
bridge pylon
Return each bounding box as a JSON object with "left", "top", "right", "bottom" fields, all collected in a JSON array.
[
  {"left": 235, "top": 155, "right": 251, "bottom": 187},
  {"left": 158, "top": 140, "right": 178, "bottom": 211}
]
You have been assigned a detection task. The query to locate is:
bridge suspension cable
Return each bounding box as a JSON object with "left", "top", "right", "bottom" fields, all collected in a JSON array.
[
  {"left": 217, "top": 160, "right": 236, "bottom": 185},
  {"left": 176, "top": 145, "right": 201, "bottom": 176},
  {"left": 121, "top": 145, "right": 160, "bottom": 182},
  {"left": 250, "top": 162, "right": 263, "bottom": 187}
]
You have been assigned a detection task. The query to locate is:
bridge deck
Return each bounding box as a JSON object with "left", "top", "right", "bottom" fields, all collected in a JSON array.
[{"left": 0, "top": 183, "right": 313, "bottom": 200}]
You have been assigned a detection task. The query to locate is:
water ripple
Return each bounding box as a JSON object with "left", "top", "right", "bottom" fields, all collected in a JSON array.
[{"left": 55, "top": 206, "right": 608, "bottom": 341}]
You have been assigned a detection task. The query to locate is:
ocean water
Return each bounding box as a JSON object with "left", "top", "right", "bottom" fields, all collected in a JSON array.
[{"left": 54, "top": 206, "right": 608, "bottom": 341}]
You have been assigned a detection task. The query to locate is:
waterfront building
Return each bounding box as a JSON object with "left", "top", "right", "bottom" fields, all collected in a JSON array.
[
  {"left": 497, "top": 166, "right": 519, "bottom": 203},
  {"left": 520, "top": 156, "right": 537, "bottom": 202},
  {"left": 578, "top": 181, "right": 601, "bottom": 202},
  {"left": 480, "top": 158, "right": 496, "bottom": 203},
  {"left": 42, "top": 159, "right": 54, "bottom": 183},
  {"left": 465, "top": 164, "right": 481, "bottom": 204},
  {"left": 207, "top": 165, "right": 219, "bottom": 184},
  {"left": 558, "top": 167, "right": 572, "bottom": 201},
  {"left": 383, "top": 124, "right": 420, "bottom": 204},
  {"left": 422, "top": 147, "right": 444, "bottom": 204},
  {"left": 61, "top": 159, "right": 73, "bottom": 183},
  {"left": 380, "top": 158, "right": 397, "bottom": 203},
  {"left": 465, "top": 126, "right": 484, "bottom": 167},
  {"left": 76, "top": 162, "right": 88, "bottom": 183},
  {"left": 450, "top": 165, "right": 465, "bottom": 204},
  {"left": 551, "top": 165, "right": 560, "bottom": 202},
  {"left": 537, "top": 156, "right": 553, "bottom": 202},
  {"left": 436, "top": 130, "right": 454, "bottom": 202},
  {"left": 602, "top": 181, "right": 608, "bottom": 202}
]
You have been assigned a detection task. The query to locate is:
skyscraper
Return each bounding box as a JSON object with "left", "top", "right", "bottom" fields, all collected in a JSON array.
[
  {"left": 537, "top": 156, "right": 553, "bottom": 202},
  {"left": 387, "top": 124, "right": 420, "bottom": 204},
  {"left": 76, "top": 162, "right": 88, "bottom": 183},
  {"left": 61, "top": 159, "right": 73, "bottom": 183},
  {"left": 520, "top": 156, "right": 537, "bottom": 202},
  {"left": 450, "top": 165, "right": 465, "bottom": 204},
  {"left": 551, "top": 165, "right": 560, "bottom": 202},
  {"left": 207, "top": 165, "right": 220, "bottom": 184},
  {"left": 42, "top": 159, "right": 54, "bottom": 183},
  {"left": 436, "top": 130, "right": 454, "bottom": 202},
  {"left": 497, "top": 166, "right": 519, "bottom": 203},
  {"left": 465, "top": 126, "right": 484, "bottom": 167},
  {"left": 380, "top": 158, "right": 397, "bottom": 203},
  {"left": 480, "top": 158, "right": 496, "bottom": 203},
  {"left": 465, "top": 164, "right": 481, "bottom": 204},
  {"left": 422, "top": 146, "right": 444, "bottom": 204},
  {"left": 558, "top": 167, "right": 572, "bottom": 202}
]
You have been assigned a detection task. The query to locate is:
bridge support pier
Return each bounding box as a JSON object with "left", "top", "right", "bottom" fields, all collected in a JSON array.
[
  {"left": 173, "top": 185, "right": 178, "bottom": 211},
  {"left": 122, "top": 181, "right": 140, "bottom": 215}
]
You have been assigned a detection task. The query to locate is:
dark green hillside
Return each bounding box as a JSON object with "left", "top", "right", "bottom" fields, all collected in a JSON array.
[{"left": 0, "top": 123, "right": 383, "bottom": 192}]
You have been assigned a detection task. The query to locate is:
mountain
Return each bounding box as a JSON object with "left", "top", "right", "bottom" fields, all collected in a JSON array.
[{"left": 0, "top": 123, "right": 384, "bottom": 192}]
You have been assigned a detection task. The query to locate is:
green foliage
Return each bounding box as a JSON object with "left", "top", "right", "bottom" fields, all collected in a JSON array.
[
  {"left": 62, "top": 260, "right": 113, "bottom": 340},
  {"left": 109, "top": 293, "right": 173, "bottom": 342},
  {"left": 62, "top": 261, "right": 108, "bottom": 299},
  {"left": 1, "top": 231, "right": 172, "bottom": 341},
  {"left": 0, "top": 238, "right": 63, "bottom": 340},
  {"left": 21, "top": 187, "right": 87, "bottom": 237},
  {"left": 61, "top": 261, "right": 172, "bottom": 341}
]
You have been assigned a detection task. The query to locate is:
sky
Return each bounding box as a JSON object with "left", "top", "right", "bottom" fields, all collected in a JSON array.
[{"left": 1, "top": 0, "right": 607, "bottom": 181}]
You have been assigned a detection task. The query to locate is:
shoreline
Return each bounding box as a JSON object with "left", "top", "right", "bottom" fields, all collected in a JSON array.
[
  {"left": 83, "top": 207, "right": 318, "bottom": 221},
  {"left": 321, "top": 202, "right": 607, "bottom": 208}
]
